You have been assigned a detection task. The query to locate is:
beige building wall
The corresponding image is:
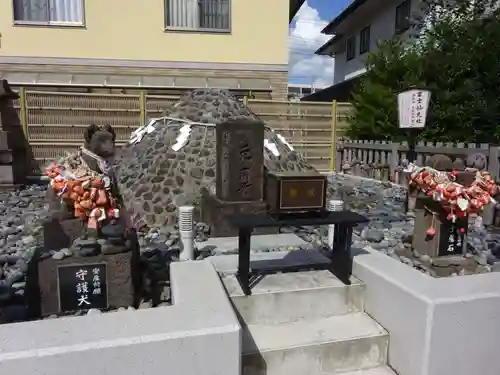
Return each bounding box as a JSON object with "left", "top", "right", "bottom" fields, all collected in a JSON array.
[{"left": 0, "top": 0, "right": 289, "bottom": 98}]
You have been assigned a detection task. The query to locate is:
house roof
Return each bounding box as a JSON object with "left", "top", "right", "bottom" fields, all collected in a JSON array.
[
  {"left": 301, "top": 74, "right": 364, "bottom": 102},
  {"left": 315, "top": 35, "right": 340, "bottom": 56},
  {"left": 321, "top": 0, "right": 367, "bottom": 35},
  {"left": 290, "top": 0, "right": 306, "bottom": 22}
]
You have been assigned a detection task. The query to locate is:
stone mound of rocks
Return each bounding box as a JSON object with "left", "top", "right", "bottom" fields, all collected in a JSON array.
[{"left": 114, "top": 89, "right": 315, "bottom": 230}]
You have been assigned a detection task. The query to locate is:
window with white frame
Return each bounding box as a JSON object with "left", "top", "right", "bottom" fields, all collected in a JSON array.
[
  {"left": 13, "top": 0, "right": 85, "bottom": 25},
  {"left": 165, "top": 0, "right": 230, "bottom": 31}
]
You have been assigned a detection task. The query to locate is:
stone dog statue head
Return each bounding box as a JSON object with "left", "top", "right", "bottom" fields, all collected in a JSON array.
[{"left": 84, "top": 124, "right": 116, "bottom": 160}]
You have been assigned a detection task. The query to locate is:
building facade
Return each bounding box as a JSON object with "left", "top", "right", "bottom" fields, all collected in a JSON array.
[
  {"left": 0, "top": 0, "right": 304, "bottom": 99},
  {"left": 316, "top": 0, "right": 419, "bottom": 85},
  {"left": 287, "top": 83, "right": 321, "bottom": 100}
]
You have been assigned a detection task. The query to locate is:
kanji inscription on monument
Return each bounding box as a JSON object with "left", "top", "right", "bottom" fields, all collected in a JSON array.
[
  {"left": 57, "top": 263, "right": 108, "bottom": 311},
  {"left": 216, "top": 120, "right": 264, "bottom": 202},
  {"left": 438, "top": 221, "right": 467, "bottom": 256}
]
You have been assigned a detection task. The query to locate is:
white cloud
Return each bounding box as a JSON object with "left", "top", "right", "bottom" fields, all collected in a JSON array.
[{"left": 289, "top": 1, "right": 334, "bottom": 88}]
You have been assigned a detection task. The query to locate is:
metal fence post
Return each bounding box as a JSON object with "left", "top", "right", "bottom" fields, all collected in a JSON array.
[
  {"left": 139, "top": 90, "right": 147, "bottom": 126},
  {"left": 329, "top": 100, "right": 337, "bottom": 171},
  {"left": 19, "top": 87, "right": 28, "bottom": 139}
]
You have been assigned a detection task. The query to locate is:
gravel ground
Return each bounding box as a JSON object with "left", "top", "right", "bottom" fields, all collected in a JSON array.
[{"left": 1, "top": 173, "right": 500, "bottom": 322}]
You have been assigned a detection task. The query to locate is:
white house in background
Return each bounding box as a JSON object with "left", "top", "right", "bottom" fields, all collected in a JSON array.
[
  {"left": 315, "top": 0, "right": 421, "bottom": 85},
  {"left": 287, "top": 83, "right": 322, "bottom": 100}
]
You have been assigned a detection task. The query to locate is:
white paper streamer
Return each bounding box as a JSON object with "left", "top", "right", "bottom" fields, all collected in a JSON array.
[
  {"left": 171, "top": 125, "right": 192, "bottom": 151},
  {"left": 276, "top": 133, "right": 294, "bottom": 151},
  {"left": 264, "top": 139, "right": 280, "bottom": 156},
  {"left": 129, "top": 118, "right": 159, "bottom": 144}
]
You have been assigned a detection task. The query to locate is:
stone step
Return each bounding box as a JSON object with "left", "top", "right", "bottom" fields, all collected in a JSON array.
[
  {"left": 210, "top": 249, "right": 330, "bottom": 276},
  {"left": 242, "top": 313, "right": 389, "bottom": 375},
  {"left": 223, "top": 270, "right": 364, "bottom": 325},
  {"left": 197, "top": 233, "right": 311, "bottom": 256},
  {"left": 325, "top": 366, "right": 396, "bottom": 375}
]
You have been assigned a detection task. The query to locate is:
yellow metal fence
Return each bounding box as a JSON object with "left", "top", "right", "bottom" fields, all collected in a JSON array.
[{"left": 10, "top": 89, "right": 352, "bottom": 174}]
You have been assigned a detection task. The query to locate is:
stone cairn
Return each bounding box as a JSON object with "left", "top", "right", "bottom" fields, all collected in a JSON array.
[
  {"left": 14, "top": 89, "right": 321, "bottom": 319},
  {"left": 113, "top": 89, "right": 316, "bottom": 232}
]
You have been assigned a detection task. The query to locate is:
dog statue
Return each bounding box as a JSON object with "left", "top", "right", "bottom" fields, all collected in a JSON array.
[{"left": 46, "top": 124, "right": 117, "bottom": 221}]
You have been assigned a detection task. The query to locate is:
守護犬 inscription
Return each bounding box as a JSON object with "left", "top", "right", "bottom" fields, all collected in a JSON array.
[{"left": 58, "top": 263, "right": 108, "bottom": 312}]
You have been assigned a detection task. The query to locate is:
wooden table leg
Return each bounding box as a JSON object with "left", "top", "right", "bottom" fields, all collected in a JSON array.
[
  {"left": 236, "top": 226, "right": 252, "bottom": 296},
  {"left": 330, "top": 224, "right": 353, "bottom": 285}
]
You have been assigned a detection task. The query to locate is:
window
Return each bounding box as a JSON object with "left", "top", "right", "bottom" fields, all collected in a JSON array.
[
  {"left": 13, "top": 0, "right": 84, "bottom": 25},
  {"left": 165, "top": 0, "right": 230, "bottom": 31},
  {"left": 302, "top": 87, "right": 312, "bottom": 95},
  {"left": 359, "top": 25, "right": 370, "bottom": 54},
  {"left": 346, "top": 36, "right": 356, "bottom": 61},
  {"left": 395, "top": 0, "right": 411, "bottom": 34}
]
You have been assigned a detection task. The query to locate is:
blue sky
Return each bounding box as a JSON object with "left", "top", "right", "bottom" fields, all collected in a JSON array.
[
  {"left": 297, "top": 0, "right": 353, "bottom": 26},
  {"left": 288, "top": 0, "right": 353, "bottom": 87}
]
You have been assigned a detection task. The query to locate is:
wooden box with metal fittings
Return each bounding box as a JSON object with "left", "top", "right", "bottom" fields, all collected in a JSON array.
[
  {"left": 412, "top": 196, "right": 468, "bottom": 258},
  {"left": 264, "top": 171, "right": 327, "bottom": 214}
]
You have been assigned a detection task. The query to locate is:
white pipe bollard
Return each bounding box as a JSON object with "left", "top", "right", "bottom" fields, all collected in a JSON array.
[
  {"left": 178, "top": 205, "right": 195, "bottom": 261},
  {"left": 327, "top": 199, "right": 344, "bottom": 249}
]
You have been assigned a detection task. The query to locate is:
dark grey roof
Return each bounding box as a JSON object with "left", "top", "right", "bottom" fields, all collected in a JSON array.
[{"left": 322, "top": 0, "right": 367, "bottom": 35}]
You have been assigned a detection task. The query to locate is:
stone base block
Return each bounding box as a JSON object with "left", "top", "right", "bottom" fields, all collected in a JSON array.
[
  {"left": 395, "top": 247, "right": 477, "bottom": 277},
  {"left": 0, "top": 164, "right": 14, "bottom": 185},
  {"left": 412, "top": 197, "right": 468, "bottom": 258},
  {"left": 37, "top": 248, "right": 140, "bottom": 316},
  {"left": 43, "top": 218, "right": 85, "bottom": 251},
  {"left": 201, "top": 192, "right": 278, "bottom": 237}
]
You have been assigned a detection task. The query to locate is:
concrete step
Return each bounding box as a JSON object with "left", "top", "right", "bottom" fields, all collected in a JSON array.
[
  {"left": 210, "top": 249, "right": 330, "bottom": 276},
  {"left": 197, "top": 233, "right": 312, "bottom": 255},
  {"left": 242, "top": 313, "right": 389, "bottom": 375},
  {"left": 330, "top": 367, "right": 397, "bottom": 375},
  {"left": 223, "top": 270, "right": 365, "bottom": 325}
]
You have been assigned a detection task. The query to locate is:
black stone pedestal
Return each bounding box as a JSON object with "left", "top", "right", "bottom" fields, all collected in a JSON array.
[
  {"left": 412, "top": 197, "right": 468, "bottom": 258},
  {"left": 36, "top": 230, "right": 141, "bottom": 316},
  {"left": 201, "top": 191, "right": 278, "bottom": 237}
]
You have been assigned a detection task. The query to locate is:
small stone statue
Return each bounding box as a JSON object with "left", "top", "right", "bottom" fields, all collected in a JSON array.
[
  {"left": 466, "top": 153, "right": 487, "bottom": 171},
  {"left": 425, "top": 154, "right": 453, "bottom": 171},
  {"left": 80, "top": 124, "right": 116, "bottom": 174},
  {"left": 451, "top": 158, "right": 466, "bottom": 171},
  {"left": 45, "top": 124, "right": 119, "bottom": 247}
]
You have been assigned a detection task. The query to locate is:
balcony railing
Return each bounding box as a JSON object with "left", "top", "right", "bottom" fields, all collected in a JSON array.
[{"left": 164, "top": 0, "right": 230, "bottom": 32}]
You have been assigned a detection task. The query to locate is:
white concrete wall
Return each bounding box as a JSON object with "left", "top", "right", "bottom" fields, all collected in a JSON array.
[
  {"left": 353, "top": 247, "right": 500, "bottom": 375},
  {"left": 0, "top": 260, "right": 241, "bottom": 375}
]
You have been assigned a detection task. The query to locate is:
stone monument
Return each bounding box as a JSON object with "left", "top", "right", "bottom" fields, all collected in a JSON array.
[
  {"left": 201, "top": 119, "right": 269, "bottom": 237},
  {"left": 412, "top": 196, "right": 468, "bottom": 258},
  {"left": 0, "top": 79, "right": 24, "bottom": 186},
  {"left": 410, "top": 165, "right": 497, "bottom": 261},
  {"left": 113, "top": 89, "right": 317, "bottom": 232},
  {"left": 34, "top": 124, "right": 141, "bottom": 316}
]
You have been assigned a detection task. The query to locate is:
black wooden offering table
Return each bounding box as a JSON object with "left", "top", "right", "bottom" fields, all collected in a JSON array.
[{"left": 226, "top": 210, "right": 368, "bottom": 295}]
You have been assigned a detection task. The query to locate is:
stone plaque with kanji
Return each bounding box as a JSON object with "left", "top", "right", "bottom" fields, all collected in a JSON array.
[
  {"left": 215, "top": 120, "right": 264, "bottom": 202},
  {"left": 57, "top": 263, "right": 108, "bottom": 311}
]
